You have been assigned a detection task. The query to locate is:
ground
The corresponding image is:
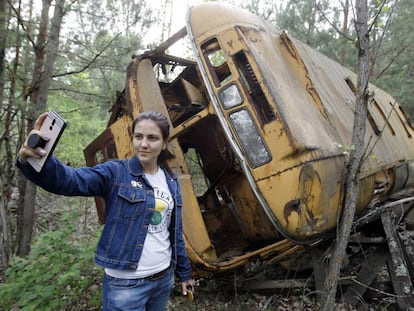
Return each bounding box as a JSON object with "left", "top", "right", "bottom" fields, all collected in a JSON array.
[{"left": 167, "top": 277, "right": 399, "bottom": 311}]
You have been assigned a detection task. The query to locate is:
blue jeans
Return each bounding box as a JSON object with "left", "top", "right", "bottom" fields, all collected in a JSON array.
[{"left": 102, "top": 268, "right": 174, "bottom": 311}]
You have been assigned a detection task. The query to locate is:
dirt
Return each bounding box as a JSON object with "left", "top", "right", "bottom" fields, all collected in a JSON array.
[{"left": 167, "top": 277, "right": 399, "bottom": 311}]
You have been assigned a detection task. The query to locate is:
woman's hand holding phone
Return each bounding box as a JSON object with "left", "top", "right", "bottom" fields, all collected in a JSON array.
[{"left": 20, "top": 111, "right": 66, "bottom": 172}]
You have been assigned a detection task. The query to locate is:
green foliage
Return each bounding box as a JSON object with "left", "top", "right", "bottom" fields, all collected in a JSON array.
[
  {"left": 264, "top": 0, "right": 413, "bottom": 118},
  {"left": 56, "top": 0, "right": 154, "bottom": 98},
  {"left": 370, "top": 0, "right": 414, "bottom": 118},
  {"left": 0, "top": 212, "right": 102, "bottom": 311},
  {"left": 46, "top": 93, "right": 107, "bottom": 167},
  {"left": 184, "top": 148, "right": 209, "bottom": 197}
]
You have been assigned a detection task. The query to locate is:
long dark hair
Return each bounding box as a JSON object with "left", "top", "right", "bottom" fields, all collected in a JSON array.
[{"left": 132, "top": 111, "right": 173, "bottom": 175}]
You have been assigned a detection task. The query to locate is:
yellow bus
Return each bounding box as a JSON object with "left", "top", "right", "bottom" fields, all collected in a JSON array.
[{"left": 84, "top": 3, "right": 414, "bottom": 277}]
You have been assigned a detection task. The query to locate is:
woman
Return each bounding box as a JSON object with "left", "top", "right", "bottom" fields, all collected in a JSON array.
[{"left": 16, "top": 111, "right": 193, "bottom": 311}]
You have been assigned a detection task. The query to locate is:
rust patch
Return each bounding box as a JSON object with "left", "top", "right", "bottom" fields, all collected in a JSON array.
[
  {"left": 283, "top": 164, "right": 321, "bottom": 233},
  {"left": 283, "top": 198, "right": 301, "bottom": 225}
]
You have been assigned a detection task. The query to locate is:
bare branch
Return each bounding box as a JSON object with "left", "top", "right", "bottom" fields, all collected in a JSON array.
[
  {"left": 369, "top": 0, "right": 397, "bottom": 71},
  {"left": 49, "top": 87, "right": 110, "bottom": 100},
  {"left": 52, "top": 33, "right": 121, "bottom": 78},
  {"left": 376, "top": 44, "right": 408, "bottom": 79},
  {"left": 7, "top": 0, "right": 37, "bottom": 50},
  {"left": 314, "top": 0, "right": 354, "bottom": 42},
  {"left": 368, "top": 0, "right": 387, "bottom": 34}
]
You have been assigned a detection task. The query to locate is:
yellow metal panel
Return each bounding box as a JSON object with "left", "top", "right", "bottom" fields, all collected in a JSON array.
[
  {"left": 257, "top": 157, "right": 347, "bottom": 240},
  {"left": 135, "top": 59, "right": 170, "bottom": 120},
  {"left": 187, "top": 3, "right": 268, "bottom": 45},
  {"left": 217, "top": 29, "right": 245, "bottom": 56},
  {"left": 224, "top": 174, "right": 281, "bottom": 240},
  {"left": 241, "top": 28, "right": 339, "bottom": 153},
  {"left": 179, "top": 174, "right": 217, "bottom": 261},
  {"left": 109, "top": 115, "right": 133, "bottom": 159},
  {"left": 284, "top": 33, "right": 414, "bottom": 177}
]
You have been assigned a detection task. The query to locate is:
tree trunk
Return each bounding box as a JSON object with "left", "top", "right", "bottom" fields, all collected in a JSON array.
[
  {"left": 0, "top": 0, "right": 13, "bottom": 269},
  {"left": 0, "top": 0, "right": 6, "bottom": 98},
  {"left": 16, "top": 0, "right": 49, "bottom": 257},
  {"left": 322, "top": 0, "right": 370, "bottom": 309},
  {"left": 13, "top": 0, "right": 33, "bottom": 260},
  {"left": 16, "top": 0, "right": 65, "bottom": 257},
  {"left": 339, "top": 0, "right": 349, "bottom": 64}
]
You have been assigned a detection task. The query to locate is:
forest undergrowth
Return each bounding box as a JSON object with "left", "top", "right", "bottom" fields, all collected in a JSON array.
[{"left": 0, "top": 195, "right": 401, "bottom": 311}]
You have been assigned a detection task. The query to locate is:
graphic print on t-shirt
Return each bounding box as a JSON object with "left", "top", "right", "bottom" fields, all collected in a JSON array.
[{"left": 149, "top": 187, "right": 173, "bottom": 233}]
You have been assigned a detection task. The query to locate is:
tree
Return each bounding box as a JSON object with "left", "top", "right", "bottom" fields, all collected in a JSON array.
[
  {"left": 16, "top": 0, "right": 66, "bottom": 257},
  {"left": 0, "top": 0, "right": 157, "bottom": 269},
  {"left": 0, "top": 0, "right": 12, "bottom": 270},
  {"left": 370, "top": 0, "right": 414, "bottom": 117},
  {"left": 322, "top": 0, "right": 371, "bottom": 308}
]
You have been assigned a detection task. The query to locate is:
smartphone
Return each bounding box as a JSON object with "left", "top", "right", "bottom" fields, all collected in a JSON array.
[
  {"left": 186, "top": 285, "right": 195, "bottom": 301},
  {"left": 27, "top": 111, "right": 66, "bottom": 172}
]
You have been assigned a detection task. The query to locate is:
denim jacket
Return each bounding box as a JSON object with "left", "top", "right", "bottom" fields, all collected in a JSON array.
[{"left": 16, "top": 156, "right": 192, "bottom": 282}]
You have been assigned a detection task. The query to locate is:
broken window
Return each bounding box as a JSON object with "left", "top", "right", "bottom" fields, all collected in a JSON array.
[
  {"left": 184, "top": 147, "right": 209, "bottom": 197},
  {"left": 229, "top": 109, "right": 271, "bottom": 168},
  {"left": 201, "top": 38, "right": 232, "bottom": 87},
  {"left": 219, "top": 84, "right": 243, "bottom": 109},
  {"left": 398, "top": 105, "right": 414, "bottom": 131},
  {"left": 233, "top": 51, "right": 276, "bottom": 124},
  {"left": 389, "top": 101, "right": 412, "bottom": 138}
]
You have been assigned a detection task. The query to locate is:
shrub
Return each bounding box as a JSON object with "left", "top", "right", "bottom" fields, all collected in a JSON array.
[{"left": 1, "top": 212, "right": 102, "bottom": 310}]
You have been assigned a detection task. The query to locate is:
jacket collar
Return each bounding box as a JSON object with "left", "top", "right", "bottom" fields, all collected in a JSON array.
[
  {"left": 126, "top": 156, "right": 174, "bottom": 180},
  {"left": 127, "top": 156, "right": 144, "bottom": 177}
]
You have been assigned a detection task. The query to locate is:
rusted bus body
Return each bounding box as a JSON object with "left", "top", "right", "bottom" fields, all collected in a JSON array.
[{"left": 84, "top": 4, "right": 414, "bottom": 275}]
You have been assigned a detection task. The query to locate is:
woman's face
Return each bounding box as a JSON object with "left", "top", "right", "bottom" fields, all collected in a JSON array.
[{"left": 132, "top": 119, "right": 166, "bottom": 170}]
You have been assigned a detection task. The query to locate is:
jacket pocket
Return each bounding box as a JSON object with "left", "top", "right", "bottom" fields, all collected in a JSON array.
[{"left": 116, "top": 187, "right": 146, "bottom": 220}]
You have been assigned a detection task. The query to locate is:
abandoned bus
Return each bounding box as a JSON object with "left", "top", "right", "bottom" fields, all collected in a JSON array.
[{"left": 84, "top": 3, "right": 414, "bottom": 280}]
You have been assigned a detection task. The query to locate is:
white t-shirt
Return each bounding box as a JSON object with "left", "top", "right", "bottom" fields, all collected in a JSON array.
[{"left": 105, "top": 168, "right": 173, "bottom": 279}]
